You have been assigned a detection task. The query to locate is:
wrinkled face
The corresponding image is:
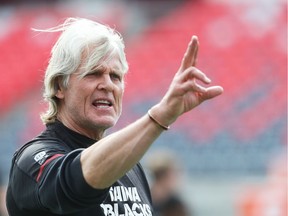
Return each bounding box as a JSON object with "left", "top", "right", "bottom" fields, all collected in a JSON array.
[{"left": 56, "top": 56, "right": 125, "bottom": 139}]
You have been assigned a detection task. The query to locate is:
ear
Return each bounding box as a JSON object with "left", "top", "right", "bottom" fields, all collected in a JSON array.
[{"left": 54, "top": 77, "right": 65, "bottom": 99}]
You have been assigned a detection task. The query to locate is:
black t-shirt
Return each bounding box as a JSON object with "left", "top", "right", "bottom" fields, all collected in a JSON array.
[{"left": 6, "top": 120, "right": 153, "bottom": 216}]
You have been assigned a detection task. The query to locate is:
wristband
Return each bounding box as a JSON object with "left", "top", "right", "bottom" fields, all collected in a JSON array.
[{"left": 148, "top": 109, "right": 170, "bottom": 130}]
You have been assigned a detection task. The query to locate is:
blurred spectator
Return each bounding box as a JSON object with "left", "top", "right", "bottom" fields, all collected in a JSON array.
[
  {"left": 159, "top": 196, "right": 190, "bottom": 216},
  {"left": 146, "top": 150, "right": 191, "bottom": 216}
]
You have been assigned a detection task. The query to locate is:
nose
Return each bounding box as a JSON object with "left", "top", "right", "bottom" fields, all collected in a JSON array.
[{"left": 97, "top": 74, "right": 114, "bottom": 91}]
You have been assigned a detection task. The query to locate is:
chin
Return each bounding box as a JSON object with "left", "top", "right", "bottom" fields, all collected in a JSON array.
[{"left": 93, "top": 119, "right": 117, "bottom": 129}]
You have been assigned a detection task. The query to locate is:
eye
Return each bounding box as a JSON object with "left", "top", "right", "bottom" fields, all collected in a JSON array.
[
  {"left": 110, "top": 72, "right": 122, "bottom": 82},
  {"left": 86, "top": 70, "right": 101, "bottom": 77}
]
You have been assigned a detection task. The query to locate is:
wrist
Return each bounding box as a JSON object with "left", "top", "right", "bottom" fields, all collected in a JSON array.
[
  {"left": 148, "top": 104, "right": 178, "bottom": 129},
  {"left": 148, "top": 109, "right": 170, "bottom": 130}
]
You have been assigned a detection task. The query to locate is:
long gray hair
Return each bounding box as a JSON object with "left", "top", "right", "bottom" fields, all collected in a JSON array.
[{"left": 37, "top": 17, "right": 129, "bottom": 124}]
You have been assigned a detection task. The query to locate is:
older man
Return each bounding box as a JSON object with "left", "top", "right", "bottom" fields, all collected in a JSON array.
[{"left": 6, "top": 18, "right": 223, "bottom": 216}]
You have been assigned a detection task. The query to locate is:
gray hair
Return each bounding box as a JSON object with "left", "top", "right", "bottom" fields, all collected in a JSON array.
[{"left": 37, "top": 17, "right": 129, "bottom": 124}]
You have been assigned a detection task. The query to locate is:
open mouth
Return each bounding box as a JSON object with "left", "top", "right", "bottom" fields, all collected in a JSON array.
[{"left": 92, "top": 99, "right": 113, "bottom": 108}]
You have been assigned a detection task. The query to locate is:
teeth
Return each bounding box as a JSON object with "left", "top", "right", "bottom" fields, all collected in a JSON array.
[
  {"left": 97, "top": 105, "right": 109, "bottom": 108},
  {"left": 93, "top": 99, "right": 112, "bottom": 107},
  {"left": 96, "top": 100, "right": 110, "bottom": 104}
]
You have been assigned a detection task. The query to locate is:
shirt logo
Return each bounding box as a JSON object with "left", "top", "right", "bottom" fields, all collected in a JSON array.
[
  {"left": 101, "top": 186, "right": 152, "bottom": 216},
  {"left": 34, "top": 151, "right": 49, "bottom": 165}
]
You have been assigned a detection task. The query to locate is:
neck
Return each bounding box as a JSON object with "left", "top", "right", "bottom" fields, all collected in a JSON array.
[{"left": 57, "top": 116, "right": 106, "bottom": 140}]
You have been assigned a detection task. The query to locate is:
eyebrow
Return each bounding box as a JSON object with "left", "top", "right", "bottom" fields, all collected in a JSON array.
[{"left": 86, "top": 65, "right": 124, "bottom": 77}]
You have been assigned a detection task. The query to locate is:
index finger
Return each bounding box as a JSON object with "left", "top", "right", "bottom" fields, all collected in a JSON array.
[{"left": 180, "top": 35, "right": 199, "bottom": 70}]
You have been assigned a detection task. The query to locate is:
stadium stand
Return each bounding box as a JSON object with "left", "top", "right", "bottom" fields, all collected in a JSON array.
[
  {"left": 0, "top": 0, "right": 286, "bottom": 176},
  {"left": 0, "top": 0, "right": 286, "bottom": 215}
]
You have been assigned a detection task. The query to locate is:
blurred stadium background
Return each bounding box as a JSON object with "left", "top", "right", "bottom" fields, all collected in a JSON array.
[{"left": 0, "top": 0, "right": 286, "bottom": 215}]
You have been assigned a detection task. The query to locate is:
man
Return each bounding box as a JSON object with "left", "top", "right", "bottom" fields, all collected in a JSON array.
[
  {"left": 147, "top": 150, "right": 191, "bottom": 216},
  {"left": 6, "top": 17, "right": 223, "bottom": 216}
]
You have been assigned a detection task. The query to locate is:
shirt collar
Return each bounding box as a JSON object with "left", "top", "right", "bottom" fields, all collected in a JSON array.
[{"left": 45, "top": 120, "right": 97, "bottom": 149}]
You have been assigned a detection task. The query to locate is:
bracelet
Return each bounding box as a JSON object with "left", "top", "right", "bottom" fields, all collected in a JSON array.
[{"left": 147, "top": 109, "right": 170, "bottom": 130}]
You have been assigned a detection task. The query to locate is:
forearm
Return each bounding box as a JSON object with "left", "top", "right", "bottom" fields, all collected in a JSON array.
[
  {"left": 80, "top": 112, "right": 166, "bottom": 189},
  {"left": 80, "top": 36, "right": 224, "bottom": 189}
]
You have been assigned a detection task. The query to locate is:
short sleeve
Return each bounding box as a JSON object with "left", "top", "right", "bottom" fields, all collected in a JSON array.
[{"left": 11, "top": 141, "right": 109, "bottom": 214}]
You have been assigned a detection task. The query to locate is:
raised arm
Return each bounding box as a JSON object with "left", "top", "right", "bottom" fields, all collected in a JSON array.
[{"left": 80, "top": 36, "right": 223, "bottom": 189}]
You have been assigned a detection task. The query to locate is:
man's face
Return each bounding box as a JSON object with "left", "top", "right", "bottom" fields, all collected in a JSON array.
[{"left": 56, "top": 56, "right": 125, "bottom": 139}]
